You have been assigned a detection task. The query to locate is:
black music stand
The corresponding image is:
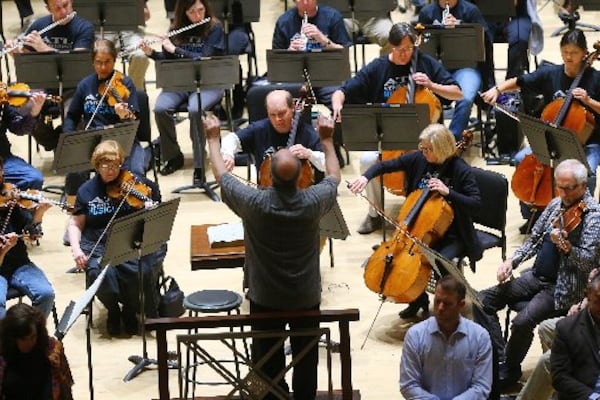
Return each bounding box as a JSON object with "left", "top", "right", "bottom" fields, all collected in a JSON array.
[
  {"left": 55, "top": 265, "right": 110, "bottom": 400},
  {"left": 320, "top": 200, "right": 350, "bottom": 268},
  {"left": 418, "top": 24, "right": 486, "bottom": 70},
  {"left": 75, "top": 0, "right": 145, "bottom": 37},
  {"left": 517, "top": 112, "right": 589, "bottom": 174},
  {"left": 470, "top": 0, "right": 516, "bottom": 21},
  {"left": 267, "top": 48, "right": 351, "bottom": 88},
  {"left": 211, "top": 0, "right": 260, "bottom": 52},
  {"left": 97, "top": 198, "right": 180, "bottom": 382},
  {"left": 52, "top": 121, "right": 139, "bottom": 175},
  {"left": 551, "top": 0, "right": 600, "bottom": 37},
  {"left": 155, "top": 56, "right": 239, "bottom": 199},
  {"left": 341, "top": 104, "right": 430, "bottom": 240},
  {"left": 14, "top": 51, "right": 93, "bottom": 163}
]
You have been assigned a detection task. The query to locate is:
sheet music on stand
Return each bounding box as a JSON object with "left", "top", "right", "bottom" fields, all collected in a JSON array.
[
  {"left": 417, "top": 24, "right": 485, "bottom": 70},
  {"left": 266, "top": 48, "right": 351, "bottom": 86},
  {"left": 52, "top": 121, "right": 139, "bottom": 175}
]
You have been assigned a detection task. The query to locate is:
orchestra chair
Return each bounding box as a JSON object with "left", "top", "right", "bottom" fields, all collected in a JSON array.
[
  {"left": 470, "top": 167, "right": 508, "bottom": 272},
  {"left": 6, "top": 286, "right": 59, "bottom": 330}
]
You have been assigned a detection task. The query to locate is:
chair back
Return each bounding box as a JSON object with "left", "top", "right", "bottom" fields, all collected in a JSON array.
[{"left": 472, "top": 167, "right": 508, "bottom": 232}]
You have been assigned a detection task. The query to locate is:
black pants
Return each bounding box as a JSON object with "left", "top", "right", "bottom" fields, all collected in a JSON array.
[{"left": 250, "top": 301, "right": 320, "bottom": 400}]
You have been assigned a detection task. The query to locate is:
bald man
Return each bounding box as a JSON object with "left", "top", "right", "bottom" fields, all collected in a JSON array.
[{"left": 206, "top": 113, "right": 339, "bottom": 400}]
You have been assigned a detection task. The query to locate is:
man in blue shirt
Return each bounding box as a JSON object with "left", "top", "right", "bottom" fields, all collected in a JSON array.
[{"left": 400, "top": 275, "right": 493, "bottom": 399}]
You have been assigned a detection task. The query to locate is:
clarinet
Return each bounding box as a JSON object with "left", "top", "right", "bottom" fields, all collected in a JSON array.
[
  {"left": 0, "top": 11, "right": 76, "bottom": 56},
  {"left": 118, "top": 17, "right": 211, "bottom": 58},
  {"left": 442, "top": 0, "right": 450, "bottom": 25}
]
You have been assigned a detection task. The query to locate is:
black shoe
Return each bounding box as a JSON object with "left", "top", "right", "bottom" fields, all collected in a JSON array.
[
  {"left": 122, "top": 309, "right": 139, "bottom": 335},
  {"left": 498, "top": 368, "right": 522, "bottom": 390},
  {"left": 518, "top": 221, "right": 532, "bottom": 235},
  {"left": 399, "top": 293, "right": 429, "bottom": 319},
  {"left": 159, "top": 152, "right": 184, "bottom": 175},
  {"left": 357, "top": 215, "right": 382, "bottom": 234},
  {"left": 107, "top": 307, "right": 121, "bottom": 336}
]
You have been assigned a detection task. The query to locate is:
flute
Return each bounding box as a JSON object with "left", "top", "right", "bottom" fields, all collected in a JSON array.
[
  {"left": 118, "top": 17, "right": 211, "bottom": 58},
  {"left": 0, "top": 11, "right": 76, "bottom": 57}
]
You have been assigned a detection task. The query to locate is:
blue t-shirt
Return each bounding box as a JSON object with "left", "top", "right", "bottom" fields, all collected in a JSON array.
[
  {"left": 235, "top": 118, "right": 322, "bottom": 172},
  {"left": 418, "top": 0, "right": 491, "bottom": 42},
  {"left": 272, "top": 5, "right": 352, "bottom": 49},
  {"left": 26, "top": 14, "right": 94, "bottom": 51},
  {"left": 63, "top": 71, "right": 139, "bottom": 132},
  {"left": 340, "top": 53, "right": 458, "bottom": 104}
]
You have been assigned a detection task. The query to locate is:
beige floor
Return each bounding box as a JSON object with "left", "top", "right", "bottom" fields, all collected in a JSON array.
[{"left": 4, "top": 0, "right": 600, "bottom": 398}]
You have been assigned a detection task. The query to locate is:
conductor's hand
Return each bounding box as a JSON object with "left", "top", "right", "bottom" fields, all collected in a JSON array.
[
  {"left": 497, "top": 259, "right": 513, "bottom": 283},
  {"left": 480, "top": 87, "right": 499, "bottom": 105},
  {"left": 289, "top": 144, "right": 311, "bottom": 160},
  {"left": 223, "top": 154, "right": 235, "bottom": 171},
  {"left": 348, "top": 176, "right": 368, "bottom": 194},
  {"left": 317, "top": 114, "right": 334, "bottom": 141},
  {"left": 72, "top": 247, "right": 88, "bottom": 271},
  {"left": 203, "top": 114, "right": 222, "bottom": 142}
]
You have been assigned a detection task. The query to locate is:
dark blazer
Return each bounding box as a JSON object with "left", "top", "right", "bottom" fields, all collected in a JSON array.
[{"left": 551, "top": 311, "right": 600, "bottom": 400}]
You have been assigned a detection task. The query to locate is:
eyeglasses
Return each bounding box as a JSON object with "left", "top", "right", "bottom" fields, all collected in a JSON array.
[
  {"left": 418, "top": 144, "right": 433, "bottom": 153},
  {"left": 98, "top": 163, "right": 121, "bottom": 172},
  {"left": 556, "top": 182, "right": 581, "bottom": 191},
  {"left": 393, "top": 45, "right": 414, "bottom": 55}
]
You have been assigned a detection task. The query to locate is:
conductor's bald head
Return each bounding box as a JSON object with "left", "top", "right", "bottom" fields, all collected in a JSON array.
[{"left": 271, "top": 149, "right": 301, "bottom": 188}]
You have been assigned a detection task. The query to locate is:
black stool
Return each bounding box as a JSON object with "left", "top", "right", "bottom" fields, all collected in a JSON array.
[{"left": 182, "top": 289, "right": 246, "bottom": 396}]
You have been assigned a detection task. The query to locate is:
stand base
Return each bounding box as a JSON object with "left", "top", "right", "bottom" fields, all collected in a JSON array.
[
  {"left": 124, "top": 355, "right": 157, "bottom": 381},
  {"left": 172, "top": 179, "right": 220, "bottom": 201}
]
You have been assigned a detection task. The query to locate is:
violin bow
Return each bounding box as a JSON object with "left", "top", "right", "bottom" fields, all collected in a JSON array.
[{"left": 85, "top": 70, "right": 120, "bottom": 131}]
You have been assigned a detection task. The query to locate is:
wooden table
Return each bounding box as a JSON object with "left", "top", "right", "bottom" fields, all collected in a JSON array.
[{"left": 190, "top": 224, "right": 245, "bottom": 270}]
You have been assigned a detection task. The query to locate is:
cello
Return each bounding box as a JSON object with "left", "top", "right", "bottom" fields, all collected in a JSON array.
[
  {"left": 258, "top": 87, "right": 315, "bottom": 189},
  {"left": 363, "top": 133, "right": 471, "bottom": 303},
  {"left": 511, "top": 41, "right": 600, "bottom": 209},
  {"left": 381, "top": 24, "right": 443, "bottom": 196}
]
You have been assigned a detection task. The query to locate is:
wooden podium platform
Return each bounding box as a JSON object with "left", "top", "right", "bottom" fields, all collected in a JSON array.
[{"left": 190, "top": 224, "right": 245, "bottom": 270}]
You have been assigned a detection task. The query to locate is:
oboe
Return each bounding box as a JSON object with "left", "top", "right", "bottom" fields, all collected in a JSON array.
[
  {"left": 0, "top": 11, "right": 76, "bottom": 56},
  {"left": 118, "top": 17, "right": 211, "bottom": 58}
]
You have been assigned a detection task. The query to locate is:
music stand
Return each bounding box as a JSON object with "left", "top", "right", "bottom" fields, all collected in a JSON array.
[
  {"left": 517, "top": 112, "right": 589, "bottom": 173},
  {"left": 55, "top": 265, "right": 110, "bottom": 400},
  {"left": 267, "top": 48, "right": 351, "bottom": 88},
  {"left": 320, "top": 200, "right": 350, "bottom": 268},
  {"left": 52, "top": 121, "right": 139, "bottom": 175},
  {"left": 155, "top": 56, "right": 240, "bottom": 199},
  {"left": 341, "top": 104, "right": 430, "bottom": 240},
  {"left": 418, "top": 24, "right": 486, "bottom": 70},
  {"left": 75, "top": 0, "right": 145, "bottom": 37},
  {"left": 551, "top": 0, "right": 600, "bottom": 37},
  {"left": 97, "top": 198, "right": 180, "bottom": 382},
  {"left": 470, "top": 0, "right": 516, "bottom": 21},
  {"left": 319, "top": 0, "right": 397, "bottom": 18}
]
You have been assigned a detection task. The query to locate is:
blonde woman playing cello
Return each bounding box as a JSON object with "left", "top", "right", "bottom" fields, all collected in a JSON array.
[{"left": 348, "top": 123, "right": 482, "bottom": 319}]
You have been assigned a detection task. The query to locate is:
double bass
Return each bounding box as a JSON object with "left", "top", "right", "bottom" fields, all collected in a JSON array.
[
  {"left": 381, "top": 24, "right": 443, "bottom": 196},
  {"left": 363, "top": 134, "right": 471, "bottom": 303},
  {"left": 511, "top": 41, "right": 600, "bottom": 209}
]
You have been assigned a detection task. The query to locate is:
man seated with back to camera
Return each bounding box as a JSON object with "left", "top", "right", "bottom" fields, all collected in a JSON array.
[
  {"left": 206, "top": 112, "right": 340, "bottom": 400},
  {"left": 472, "top": 159, "right": 600, "bottom": 390},
  {"left": 418, "top": 0, "right": 495, "bottom": 140},
  {"left": 332, "top": 22, "right": 463, "bottom": 235}
]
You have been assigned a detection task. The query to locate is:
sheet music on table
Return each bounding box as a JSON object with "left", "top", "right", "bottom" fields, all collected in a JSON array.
[{"left": 207, "top": 222, "right": 245, "bottom": 248}]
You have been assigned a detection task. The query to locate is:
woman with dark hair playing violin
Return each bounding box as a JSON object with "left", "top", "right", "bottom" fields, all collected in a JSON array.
[
  {"left": 62, "top": 39, "right": 144, "bottom": 217},
  {"left": 348, "top": 124, "right": 482, "bottom": 319},
  {"left": 0, "top": 156, "right": 55, "bottom": 320},
  {"left": 141, "top": 0, "right": 225, "bottom": 177},
  {"left": 67, "top": 140, "right": 164, "bottom": 336}
]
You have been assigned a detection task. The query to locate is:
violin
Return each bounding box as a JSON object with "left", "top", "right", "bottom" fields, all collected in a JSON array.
[
  {"left": 0, "top": 82, "right": 61, "bottom": 108},
  {"left": 106, "top": 170, "right": 156, "bottom": 210},
  {"left": 0, "top": 182, "right": 73, "bottom": 212},
  {"left": 553, "top": 199, "right": 586, "bottom": 236},
  {"left": 98, "top": 71, "right": 135, "bottom": 119},
  {"left": 381, "top": 23, "right": 443, "bottom": 197}
]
